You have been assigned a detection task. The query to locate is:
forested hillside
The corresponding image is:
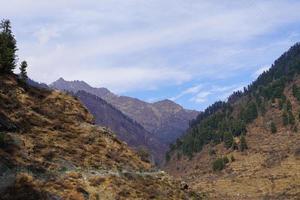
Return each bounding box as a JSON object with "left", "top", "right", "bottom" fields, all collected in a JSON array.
[
  {"left": 165, "top": 43, "right": 300, "bottom": 199},
  {"left": 167, "top": 43, "right": 300, "bottom": 159}
]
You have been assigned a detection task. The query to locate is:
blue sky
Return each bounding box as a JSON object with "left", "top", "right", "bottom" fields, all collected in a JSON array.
[{"left": 1, "top": 0, "right": 300, "bottom": 110}]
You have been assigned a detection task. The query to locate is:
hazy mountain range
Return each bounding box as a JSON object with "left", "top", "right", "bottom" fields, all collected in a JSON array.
[{"left": 49, "top": 78, "right": 199, "bottom": 162}]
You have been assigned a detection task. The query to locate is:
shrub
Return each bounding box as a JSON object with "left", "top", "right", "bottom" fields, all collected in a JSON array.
[
  {"left": 212, "top": 157, "right": 229, "bottom": 172},
  {"left": 293, "top": 126, "right": 298, "bottom": 133},
  {"left": 223, "top": 156, "right": 229, "bottom": 164},
  {"left": 271, "top": 122, "right": 277, "bottom": 134},
  {"left": 232, "top": 141, "right": 238, "bottom": 150},
  {"left": 230, "top": 155, "right": 235, "bottom": 162},
  {"left": 136, "top": 147, "right": 151, "bottom": 163},
  {"left": 240, "top": 135, "right": 248, "bottom": 152},
  {"left": 288, "top": 111, "right": 295, "bottom": 125},
  {"left": 283, "top": 112, "right": 289, "bottom": 126},
  {"left": 212, "top": 158, "right": 225, "bottom": 172},
  {"left": 208, "top": 148, "right": 216, "bottom": 156}
]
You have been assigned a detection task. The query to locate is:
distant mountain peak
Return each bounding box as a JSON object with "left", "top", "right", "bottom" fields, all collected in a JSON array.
[
  {"left": 57, "top": 77, "right": 65, "bottom": 81},
  {"left": 152, "top": 99, "right": 183, "bottom": 111},
  {"left": 50, "top": 77, "right": 199, "bottom": 147}
]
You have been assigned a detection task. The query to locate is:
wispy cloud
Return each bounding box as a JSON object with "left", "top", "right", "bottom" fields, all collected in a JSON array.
[
  {"left": 172, "top": 83, "right": 246, "bottom": 106},
  {"left": 170, "top": 85, "right": 203, "bottom": 101},
  {"left": 191, "top": 91, "right": 212, "bottom": 103},
  {"left": 2, "top": 0, "right": 300, "bottom": 109}
]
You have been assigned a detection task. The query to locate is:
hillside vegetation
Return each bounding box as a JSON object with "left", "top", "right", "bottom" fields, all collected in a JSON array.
[
  {"left": 167, "top": 43, "right": 300, "bottom": 159},
  {"left": 165, "top": 43, "right": 300, "bottom": 199}
]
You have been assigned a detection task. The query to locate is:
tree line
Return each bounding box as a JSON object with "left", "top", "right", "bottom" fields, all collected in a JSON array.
[
  {"left": 0, "top": 19, "right": 28, "bottom": 81},
  {"left": 166, "top": 42, "right": 300, "bottom": 160}
]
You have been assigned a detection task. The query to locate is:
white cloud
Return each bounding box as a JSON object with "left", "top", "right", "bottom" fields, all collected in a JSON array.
[
  {"left": 170, "top": 85, "right": 203, "bottom": 101},
  {"left": 191, "top": 91, "right": 212, "bottom": 103},
  {"left": 2, "top": 0, "right": 300, "bottom": 94},
  {"left": 184, "top": 84, "right": 246, "bottom": 104}
]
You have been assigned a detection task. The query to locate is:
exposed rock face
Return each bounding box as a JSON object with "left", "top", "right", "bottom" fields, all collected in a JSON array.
[
  {"left": 50, "top": 78, "right": 199, "bottom": 153},
  {"left": 0, "top": 74, "right": 199, "bottom": 199}
]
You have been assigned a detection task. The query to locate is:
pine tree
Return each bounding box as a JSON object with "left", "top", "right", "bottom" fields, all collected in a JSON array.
[
  {"left": 240, "top": 135, "right": 248, "bottom": 152},
  {"left": 19, "top": 60, "right": 28, "bottom": 81},
  {"left": 0, "top": 19, "right": 17, "bottom": 73},
  {"left": 223, "top": 132, "right": 233, "bottom": 149}
]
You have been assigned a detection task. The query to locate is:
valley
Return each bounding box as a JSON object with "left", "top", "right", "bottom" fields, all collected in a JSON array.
[
  {"left": 49, "top": 78, "right": 199, "bottom": 163},
  {"left": 1, "top": 2, "right": 300, "bottom": 198}
]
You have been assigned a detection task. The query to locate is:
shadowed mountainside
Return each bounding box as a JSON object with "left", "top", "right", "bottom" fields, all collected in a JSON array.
[
  {"left": 50, "top": 78, "right": 199, "bottom": 162},
  {"left": 75, "top": 90, "right": 167, "bottom": 163},
  {"left": 50, "top": 79, "right": 199, "bottom": 145}
]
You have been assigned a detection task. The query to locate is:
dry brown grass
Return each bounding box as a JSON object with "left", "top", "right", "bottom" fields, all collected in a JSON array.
[
  {"left": 165, "top": 81, "right": 300, "bottom": 199},
  {"left": 0, "top": 75, "right": 197, "bottom": 199}
]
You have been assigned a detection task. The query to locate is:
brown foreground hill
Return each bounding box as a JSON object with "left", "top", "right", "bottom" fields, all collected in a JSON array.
[{"left": 0, "top": 74, "right": 201, "bottom": 200}]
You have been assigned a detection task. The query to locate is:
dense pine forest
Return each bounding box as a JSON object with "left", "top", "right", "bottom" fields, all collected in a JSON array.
[{"left": 166, "top": 42, "right": 300, "bottom": 160}]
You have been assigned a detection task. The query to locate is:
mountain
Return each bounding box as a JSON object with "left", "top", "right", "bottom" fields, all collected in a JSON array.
[
  {"left": 50, "top": 78, "right": 199, "bottom": 158},
  {"left": 0, "top": 74, "right": 200, "bottom": 199},
  {"left": 26, "top": 78, "right": 49, "bottom": 89},
  {"left": 75, "top": 90, "right": 167, "bottom": 163},
  {"left": 164, "top": 43, "right": 300, "bottom": 199}
]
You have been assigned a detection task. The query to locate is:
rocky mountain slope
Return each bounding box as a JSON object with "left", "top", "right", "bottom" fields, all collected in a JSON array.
[
  {"left": 0, "top": 74, "right": 201, "bottom": 199},
  {"left": 50, "top": 79, "right": 199, "bottom": 146},
  {"left": 164, "top": 43, "right": 300, "bottom": 199},
  {"left": 75, "top": 90, "right": 167, "bottom": 163}
]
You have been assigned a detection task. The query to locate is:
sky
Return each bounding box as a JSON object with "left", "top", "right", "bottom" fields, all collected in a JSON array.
[{"left": 1, "top": 0, "right": 300, "bottom": 110}]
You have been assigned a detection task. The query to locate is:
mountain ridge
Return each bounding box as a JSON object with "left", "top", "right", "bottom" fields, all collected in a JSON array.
[
  {"left": 75, "top": 90, "right": 167, "bottom": 163},
  {"left": 50, "top": 78, "right": 199, "bottom": 159}
]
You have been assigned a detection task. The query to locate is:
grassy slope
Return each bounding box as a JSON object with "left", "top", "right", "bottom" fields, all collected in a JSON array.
[{"left": 0, "top": 75, "right": 200, "bottom": 200}]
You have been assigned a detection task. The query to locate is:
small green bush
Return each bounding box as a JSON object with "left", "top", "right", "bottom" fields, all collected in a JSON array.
[
  {"left": 212, "top": 158, "right": 224, "bottom": 171},
  {"left": 212, "top": 157, "right": 229, "bottom": 172}
]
